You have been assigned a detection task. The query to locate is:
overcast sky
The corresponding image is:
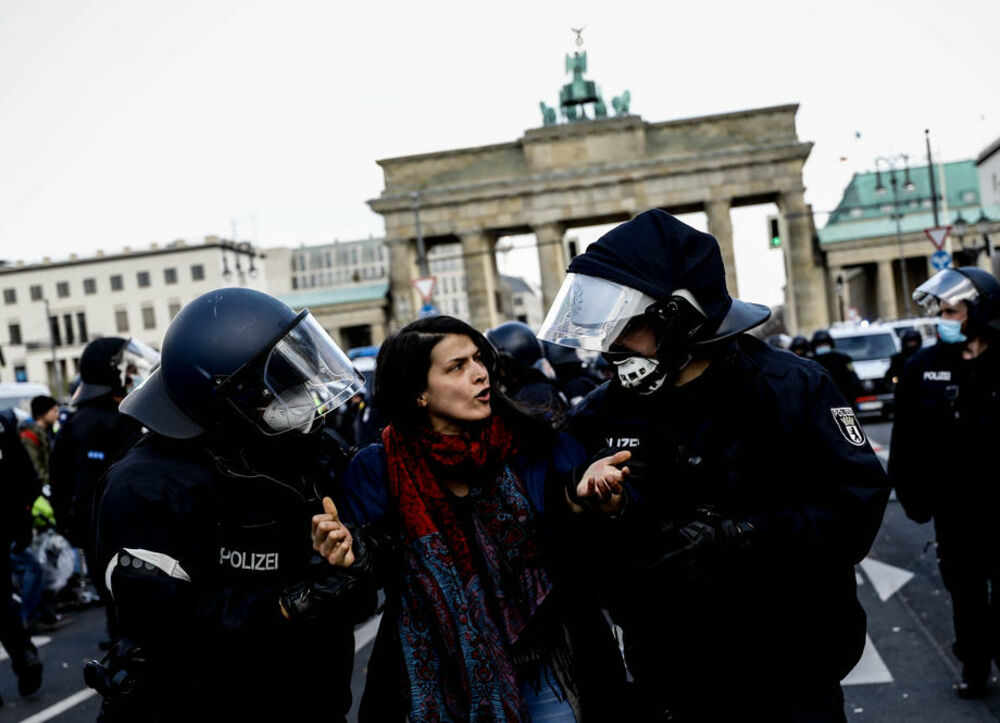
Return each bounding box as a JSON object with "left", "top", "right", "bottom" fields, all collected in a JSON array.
[{"left": 2, "top": 0, "right": 998, "bottom": 308}]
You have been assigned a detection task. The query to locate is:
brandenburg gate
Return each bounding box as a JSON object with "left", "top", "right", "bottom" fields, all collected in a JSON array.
[{"left": 369, "top": 41, "right": 828, "bottom": 334}]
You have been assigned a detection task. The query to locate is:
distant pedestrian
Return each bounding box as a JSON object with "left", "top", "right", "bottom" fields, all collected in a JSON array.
[{"left": 811, "top": 329, "right": 862, "bottom": 407}]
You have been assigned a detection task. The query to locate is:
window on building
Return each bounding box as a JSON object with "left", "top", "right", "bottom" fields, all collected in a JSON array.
[
  {"left": 77, "top": 312, "right": 88, "bottom": 343},
  {"left": 3, "top": 288, "right": 16, "bottom": 304},
  {"left": 137, "top": 271, "right": 151, "bottom": 288},
  {"left": 48, "top": 315, "right": 61, "bottom": 346},
  {"left": 142, "top": 306, "right": 156, "bottom": 330},
  {"left": 191, "top": 264, "right": 205, "bottom": 281},
  {"left": 8, "top": 323, "right": 21, "bottom": 345},
  {"left": 963, "top": 191, "right": 978, "bottom": 204},
  {"left": 168, "top": 301, "right": 182, "bottom": 320},
  {"left": 351, "top": 248, "right": 359, "bottom": 265},
  {"left": 880, "top": 204, "right": 894, "bottom": 214},
  {"left": 83, "top": 278, "right": 97, "bottom": 295},
  {"left": 849, "top": 208, "right": 864, "bottom": 218},
  {"left": 57, "top": 281, "right": 70, "bottom": 298},
  {"left": 62, "top": 314, "right": 74, "bottom": 345},
  {"left": 115, "top": 309, "right": 129, "bottom": 333},
  {"left": 324, "top": 251, "right": 332, "bottom": 268},
  {"left": 14, "top": 365, "right": 27, "bottom": 382},
  {"left": 111, "top": 274, "right": 124, "bottom": 291},
  {"left": 292, "top": 277, "right": 299, "bottom": 290},
  {"left": 30, "top": 285, "right": 43, "bottom": 301},
  {"left": 164, "top": 268, "right": 178, "bottom": 284}
]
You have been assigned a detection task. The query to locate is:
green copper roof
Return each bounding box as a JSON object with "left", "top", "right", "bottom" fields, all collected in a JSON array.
[
  {"left": 820, "top": 160, "right": 983, "bottom": 244},
  {"left": 277, "top": 282, "right": 389, "bottom": 310}
]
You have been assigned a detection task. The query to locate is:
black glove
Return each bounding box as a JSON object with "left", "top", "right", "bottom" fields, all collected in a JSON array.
[
  {"left": 280, "top": 533, "right": 378, "bottom": 625},
  {"left": 651, "top": 508, "right": 754, "bottom": 578},
  {"left": 84, "top": 638, "right": 147, "bottom": 701}
]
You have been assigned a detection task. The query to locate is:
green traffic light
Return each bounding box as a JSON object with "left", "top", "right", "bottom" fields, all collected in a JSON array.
[{"left": 770, "top": 236, "right": 782, "bottom": 248}]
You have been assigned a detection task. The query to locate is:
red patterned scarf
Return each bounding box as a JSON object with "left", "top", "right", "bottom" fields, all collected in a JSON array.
[{"left": 382, "top": 415, "right": 553, "bottom": 721}]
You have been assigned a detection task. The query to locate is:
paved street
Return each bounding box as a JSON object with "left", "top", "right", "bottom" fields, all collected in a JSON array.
[{"left": 4, "top": 420, "right": 1000, "bottom": 721}]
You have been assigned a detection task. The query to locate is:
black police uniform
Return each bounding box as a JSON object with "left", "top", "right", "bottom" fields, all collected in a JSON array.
[
  {"left": 95, "top": 430, "right": 369, "bottom": 720},
  {"left": 890, "top": 341, "right": 1000, "bottom": 679},
  {"left": 569, "top": 335, "right": 889, "bottom": 719},
  {"left": 813, "top": 350, "right": 862, "bottom": 409}
]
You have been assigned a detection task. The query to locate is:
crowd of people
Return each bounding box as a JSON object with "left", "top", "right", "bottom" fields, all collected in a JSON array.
[{"left": 2, "top": 208, "right": 997, "bottom": 720}]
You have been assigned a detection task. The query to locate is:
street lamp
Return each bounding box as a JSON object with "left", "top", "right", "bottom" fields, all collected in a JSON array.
[
  {"left": 975, "top": 210, "right": 993, "bottom": 258},
  {"left": 874, "top": 154, "right": 915, "bottom": 316}
]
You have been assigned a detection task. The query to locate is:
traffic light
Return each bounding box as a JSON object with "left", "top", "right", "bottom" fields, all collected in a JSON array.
[{"left": 767, "top": 215, "right": 782, "bottom": 249}]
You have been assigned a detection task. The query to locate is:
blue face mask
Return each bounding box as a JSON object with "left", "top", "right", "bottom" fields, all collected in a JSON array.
[
  {"left": 814, "top": 345, "right": 832, "bottom": 355},
  {"left": 937, "top": 319, "right": 967, "bottom": 344}
]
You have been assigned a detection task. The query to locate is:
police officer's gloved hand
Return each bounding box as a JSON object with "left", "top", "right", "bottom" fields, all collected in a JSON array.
[
  {"left": 652, "top": 508, "right": 754, "bottom": 578},
  {"left": 280, "top": 531, "right": 377, "bottom": 626}
]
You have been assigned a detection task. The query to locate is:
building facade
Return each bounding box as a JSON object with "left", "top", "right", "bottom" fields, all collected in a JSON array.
[
  {"left": 977, "top": 135, "right": 1000, "bottom": 208},
  {"left": 819, "top": 160, "right": 999, "bottom": 324},
  {"left": 0, "top": 238, "right": 265, "bottom": 396}
]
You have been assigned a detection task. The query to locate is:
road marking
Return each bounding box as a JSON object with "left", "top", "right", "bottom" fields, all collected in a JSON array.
[
  {"left": 860, "top": 557, "right": 914, "bottom": 602},
  {"left": 0, "top": 636, "right": 50, "bottom": 662},
  {"left": 355, "top": 613, "right": 381, "bottom": 651},
  {"left": 17, "top": 688, "right": 97, "bottom": 723},
  {"left": 842, "top": 634, "right": 893, "bottom": 686}
]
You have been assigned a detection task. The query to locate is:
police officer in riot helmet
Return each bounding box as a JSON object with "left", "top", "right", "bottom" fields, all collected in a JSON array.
[
  {"left": 810, "top": 329, "right": 862, "bottom": 408},
  {"left": 88, "top": 288, "right": 376, "bottom": 720},
  {"left": 890, "top": 267, "right": 1000, "bottom": 699},
  {"left": 538, "top": 209, "right": 889, "bottom": 720},
  {"left": 542, "top": 339, "right": 600, "bottom": 406},
  {"left": 884, "top": 329, "right": 923, "bottom": 390},
  {"left": 49, "top": 336, "right": 150, "bottom": 647},
  {"left": 485, "top": 320, "right": 570, "bottom": 429}
]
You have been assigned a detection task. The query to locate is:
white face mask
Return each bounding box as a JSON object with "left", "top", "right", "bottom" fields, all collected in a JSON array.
[
  {"left": 614, "top": 356, "right": 668, "bottom": 395},
  {"left": 259, "top": 387, "right": 318, "bottom": 435}
]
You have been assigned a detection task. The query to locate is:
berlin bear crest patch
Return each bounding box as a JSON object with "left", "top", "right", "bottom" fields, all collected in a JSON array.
[{"left": 831, "top": 407, "right": 867, "bottom": 447}]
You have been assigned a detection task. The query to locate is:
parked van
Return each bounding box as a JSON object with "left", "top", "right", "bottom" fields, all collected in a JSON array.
[
  {"left": 0, "top": 382, "right": 52, "bottom": 415},
  {"left": 828, "top": 325, "right": 901, "bottom": 418},
  {"left": 883, "top": 317, "right": 939, "bottom": 348}
]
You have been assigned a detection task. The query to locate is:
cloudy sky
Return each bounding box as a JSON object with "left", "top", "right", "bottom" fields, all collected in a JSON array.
[{"left": 2, "top": 0, "right": 998, "bottom": 307}]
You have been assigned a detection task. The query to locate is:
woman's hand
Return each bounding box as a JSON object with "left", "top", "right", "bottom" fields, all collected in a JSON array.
[
  {"left": 311, "top": 497, "right": 355, "bottom": 567},
  {"left": 572, "top": 450, "right": 630, "bottom": 515}
]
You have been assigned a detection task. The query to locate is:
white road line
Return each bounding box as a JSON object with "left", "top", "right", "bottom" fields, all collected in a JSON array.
[
  {"left": 355, "top": 613, "right": 382, "bottom": 651},
  {"left": 0, "top": 637, "right": 51, "bottom": 662},
  {"left": 17, "top": 688, "right": 97, "bottom": 723}
]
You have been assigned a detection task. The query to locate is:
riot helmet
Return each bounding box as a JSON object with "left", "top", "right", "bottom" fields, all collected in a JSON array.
[
  {"left": 74, "top": 337, "right": 161, "bottom": 404},
  {"left": 485, "top": 321, "right": 544, "bottom": 371},
  {"left": 120, "top": 288, "right": 363, "bottom": 439},
  {"left": 912, "top": 267, "right": 1000, "bottom": 339},
  {"left": 542, "top": 340, "right": 584, "bottom": 371},
  {"left": 538, "top": 210, "right": 770, "bottom": 393}
]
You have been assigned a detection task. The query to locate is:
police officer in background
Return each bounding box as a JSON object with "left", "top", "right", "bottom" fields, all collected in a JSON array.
[
  {"left": 883, "top": 328, "right": 923, "bottom": 391},
  {"left": 542, "top": 339, "right": 600, "bottom": 406},
  {"left": 538, "top": 210, "right": 889, "bottom": 721},
  {"left": 811, "top": 329, "right": 862, "bottom": 408},
  {"left": 485, "top": 320, "right": 570, "bottom": 428},
  {"left": 88, "top": 288, "right": 377, "bottom": 720},
  {"left": 788, "top": 334, "right": 811, "bottom": 358},
  {"left": 49, "top": 337, "right": 149, "bottom": 646},
  {"left": 890, "top": 267, "right": 1000, "bottom": 699}
]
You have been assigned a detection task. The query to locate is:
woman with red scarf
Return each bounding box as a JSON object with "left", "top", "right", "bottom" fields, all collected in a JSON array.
[{"left": 312, "top": 315, "right": 626, "bottom": 722}]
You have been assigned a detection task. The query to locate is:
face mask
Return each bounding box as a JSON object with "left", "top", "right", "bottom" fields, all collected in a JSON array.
[
  {"left": 937, "top": 319, "right": 967, "bottom": 344},
  {"left": 260, "top": 387, "right": 318, "bottom": 435},
  {"left": 814, "top": 345, "right": 832, "bottom": 355},
  {"left": 614, "top": 356, "right": 668, "bottom": 395}
]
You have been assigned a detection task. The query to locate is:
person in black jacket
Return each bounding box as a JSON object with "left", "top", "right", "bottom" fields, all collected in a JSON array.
[
  {"left": 88, "top": 288, "right": 377, "bottom": 721},
  {"left": 538, "top": 209, "right": 890, "bottom": 721},
  {"left": 890, "top": 267, "right": 1000, "bottom": 699},
  {"left": 49, "top": 337, "right": 147, "bottom": 646},
  {"left": 883, "top": 328, "right": 923, "bottom": 391},
  {"left": 0, "top": 408, "right": 44, "bottom": 705},
  {"left": 811, "top": 329, "right": 862, "bottom": 408}
]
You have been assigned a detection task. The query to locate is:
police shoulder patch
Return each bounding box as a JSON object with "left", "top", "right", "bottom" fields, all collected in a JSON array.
[{"left": 830, "top": 407, "right": 867, "bottom": 447}]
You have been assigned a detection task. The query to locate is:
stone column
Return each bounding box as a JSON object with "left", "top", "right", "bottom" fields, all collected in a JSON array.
[
  {"left": 777, "top": 192, "right": 829, "bottom": 334},
  {"left": 387, "top": 238, "right": 417, "bottom": 330},
  {"left": 533, "top": 222, "right": 567, "bottom": 313},
  {"left": 705, "top": 199, "right": 739, "bottom": 298},
  {"left": 876, "top": 259, "right": 899, "bottom": 320},
  {"left": 461, "top": 230, "right": 500, "bottom": 331},
  {"left": 829, "top": 267, "right": 846, "bottom": 322},
  {"left": 370, "top": 319, "right": 387, "bottom": 345}
]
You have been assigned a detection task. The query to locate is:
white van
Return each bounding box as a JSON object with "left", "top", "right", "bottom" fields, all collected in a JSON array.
[
  {"left": 0, "top": 382, "right": 53, "bottom": 421},
  {"left": 828, "top": 325, "right": 901, "bottom": 418}
]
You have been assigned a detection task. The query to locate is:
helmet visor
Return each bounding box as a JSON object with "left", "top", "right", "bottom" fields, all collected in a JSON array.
[
  {"left": 912, "top": 269, "right": 980, "bottom": 316},
  {"left": 537, "top": 273, "right": 658, "bottom": 352},
  {"left": 227, "top": 312, "right": 365, "bottom": 436}
]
